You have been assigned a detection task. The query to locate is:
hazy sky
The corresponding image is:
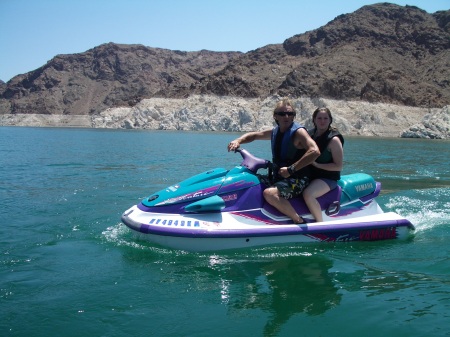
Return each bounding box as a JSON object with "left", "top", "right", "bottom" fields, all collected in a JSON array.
[{"left": 0, "top": 0, "right": 448, "bottom": 82}]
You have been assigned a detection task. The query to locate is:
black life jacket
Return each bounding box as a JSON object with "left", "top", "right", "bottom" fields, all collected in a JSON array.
[{"left": 308, "top": 128, "right": 344, "bottom": 180}]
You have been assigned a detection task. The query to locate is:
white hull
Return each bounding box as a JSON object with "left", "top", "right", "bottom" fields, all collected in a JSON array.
[{"left": 121, "top": 203, "right": 414, "bottom": 252}]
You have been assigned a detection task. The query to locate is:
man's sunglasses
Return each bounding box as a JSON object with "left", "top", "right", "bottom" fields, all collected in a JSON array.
[{"left": 275, "top": 112, "right": 296, "bottom": 117}]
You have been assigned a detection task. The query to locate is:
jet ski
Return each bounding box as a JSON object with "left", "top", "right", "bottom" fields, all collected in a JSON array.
[{"left": 121, "top": 148, "right": 415, "bottom": 252}]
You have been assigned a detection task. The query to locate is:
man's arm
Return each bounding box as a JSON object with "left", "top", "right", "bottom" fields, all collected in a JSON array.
[
  {"left": 227, "top": 129, "right": 272, "bottom": 152},
  {"left": 280, "top": 128, "right": 320, "bottom": 177}
]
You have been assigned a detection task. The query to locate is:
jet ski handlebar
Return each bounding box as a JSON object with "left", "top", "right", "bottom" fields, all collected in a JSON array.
[{"left": 236, "top": 148, "right": 271, "bottom": 173}]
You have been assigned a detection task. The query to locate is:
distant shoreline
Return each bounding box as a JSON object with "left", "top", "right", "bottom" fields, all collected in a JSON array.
[{"left": 1, "top": 96, "right": 448, "bottom": 139}]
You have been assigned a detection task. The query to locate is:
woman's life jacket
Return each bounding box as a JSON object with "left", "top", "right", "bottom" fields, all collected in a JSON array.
[{"left": 308, "top": 128, "right": 344, "bottom": 181}]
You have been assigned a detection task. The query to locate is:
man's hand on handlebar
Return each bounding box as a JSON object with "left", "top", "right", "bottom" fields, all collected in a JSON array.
[{"left": 227, "top": 140, "right": 241, "bottom": 152}]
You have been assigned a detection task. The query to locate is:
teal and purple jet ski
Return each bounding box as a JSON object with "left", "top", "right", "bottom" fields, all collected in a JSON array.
[{"left": 121, "top": 149, "right": 414, "bottom": 252}]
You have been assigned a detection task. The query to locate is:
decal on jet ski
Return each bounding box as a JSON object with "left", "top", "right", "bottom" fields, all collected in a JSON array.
[
  {"left": 359, "top": 227, "right": 397, "bottom": 240},
  {"left": 149, "top": 218, "right": 201, "bottom": 227},
  {"left": 355, "top": 183, "right": 374, "bottom": 192},
  {"left": 147, "top": 218, "right": 220, "bottom": 228},
  {"left": 156, "top": 187, "right": 219, "bottom": 206},
  {"left": 222, "top": 193, "right": 238, "bottom": 202}
]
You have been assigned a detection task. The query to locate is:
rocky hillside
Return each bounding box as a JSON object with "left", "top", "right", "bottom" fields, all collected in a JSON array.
[
  {"left": 189, "top": 4, "right": 449, "bottom": 107},
  {"left": 0, "top": 45, "right": 241, "bottom": 115},
  {"left": 278, "top": 4, "right": 450, "bottom": 106}
]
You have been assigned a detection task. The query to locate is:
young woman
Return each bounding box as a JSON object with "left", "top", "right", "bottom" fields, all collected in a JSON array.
[{"left": 303, "top": 107, "right": 344, "bottom": 222}]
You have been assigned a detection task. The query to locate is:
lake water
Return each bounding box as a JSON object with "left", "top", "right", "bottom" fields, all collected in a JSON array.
[{"left": 1, "top": 127, "right": 449, "bottom": 337}]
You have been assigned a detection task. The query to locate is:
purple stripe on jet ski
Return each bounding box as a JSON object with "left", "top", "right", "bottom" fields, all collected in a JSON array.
[
  {"left": 138, "top": 202, "right": 185, "bottom": 213},
  {"left": 331, "top": 205, "right": 366, "bottom": 217},
  {"left": 219, "top": 180, "right": 259, "bottom": 194},
  {"left": 360, "top": 182, "right": 381, "bottom": 203},
  {"left": 133, "top": 218, "right": 413, "bottom": 239}
]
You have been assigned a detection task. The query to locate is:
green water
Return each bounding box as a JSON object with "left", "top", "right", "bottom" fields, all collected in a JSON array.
[{"left": 1, "top": 127, "right": 449, "bottom": 337}]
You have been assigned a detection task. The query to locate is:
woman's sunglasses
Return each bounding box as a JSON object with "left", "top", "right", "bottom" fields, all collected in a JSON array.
[{"left": 275, "top": 112, "right": 296, "bottom": 117}]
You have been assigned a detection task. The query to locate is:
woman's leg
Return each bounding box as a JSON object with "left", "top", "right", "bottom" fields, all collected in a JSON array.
[{"left": 303, "top": 179, "right": 331, "bottom": 222}]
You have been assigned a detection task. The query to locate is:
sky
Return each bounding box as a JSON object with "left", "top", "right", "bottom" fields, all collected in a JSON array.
[{"left": 0, "top": 0, "right": 448, "bottom": 82}]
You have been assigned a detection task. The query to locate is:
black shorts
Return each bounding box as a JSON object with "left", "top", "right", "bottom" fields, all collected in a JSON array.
[
  {"left": 273, "top": 176, "right": 310, "bottom": 199},
  {"left": 321, "top": 178, "right": 338, "bottom": 190}
]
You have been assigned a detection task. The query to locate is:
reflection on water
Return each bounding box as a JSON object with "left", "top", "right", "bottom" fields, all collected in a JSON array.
[
  {"left": 114, "top": 235, "right": 450, "bottom": 336},
  {"left": 207, "top": 252, "right": 342, "bottom": 336},
  {"left": 116, "top": 243, "right": 342, "bottom": 336}
]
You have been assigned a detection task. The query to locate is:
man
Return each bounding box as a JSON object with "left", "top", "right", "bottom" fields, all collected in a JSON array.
[{"left": 227, "top": 98, "right": 320, "bottom": 224}]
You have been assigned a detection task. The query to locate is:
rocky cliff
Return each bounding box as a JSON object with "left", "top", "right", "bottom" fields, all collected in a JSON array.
[
  {"left": 401, "top": 105, "right": 449, "bottom": 139},
  {"left": 187, "top": 5, "right": 450, "bottom": 109},
  {"left": 0, "top": 3, "right": 449, "bottom": 138},
  {"left": 2, "top": 95, "right": 448, "bottom": 139},
  {"left": 0, "top": 45, "right": 240, "bottom": 115}
]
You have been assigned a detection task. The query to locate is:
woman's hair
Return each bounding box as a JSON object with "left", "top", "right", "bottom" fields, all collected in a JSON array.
[
  {"left": 312, "top": 107, "right": 335, "bottom": 130},
  {"left": 273, "top": 98, "right": 296, "bottom": 114}
]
